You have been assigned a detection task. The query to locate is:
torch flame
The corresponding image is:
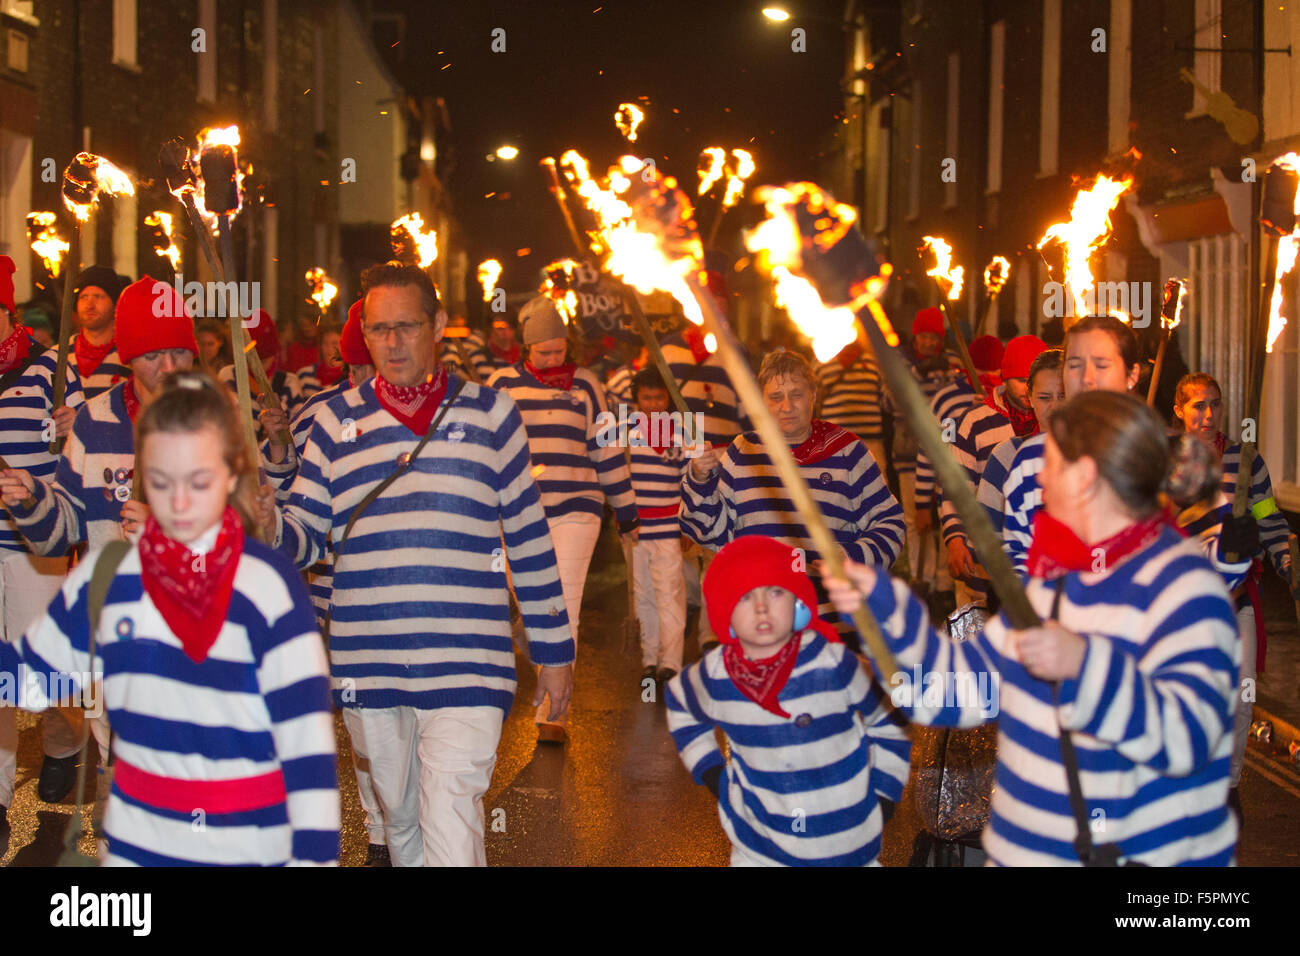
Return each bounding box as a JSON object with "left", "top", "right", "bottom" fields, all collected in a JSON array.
[
  {"left": 1036, "top": 173, "right": 1133, "bottom": 317},
  {"left": 1160, "top": 279, "right": 1188, "bottom": 332},
  {"left": 63, "top": 152, "right": 136, "bottom": 222},
  {"left": 391, "top": 213, "right": 439, "bottom": 268},
  {"left": 144, "top": 211, "right": 181, "bottom": 272},
  {"left": 697, "top": 148, "right": 726, "bottom": 196},
  {"left": 305, "top": 267, "right": 338, "bottom": 311},
  {"left": 615, "top": 103, "right": 645, "bottom": 143},
  {"left": 983, "top": 255, "right": 1011, "bottom": 296},
  {"left": 541, "top": 259, "right": 582, "bottom": 325},
  {"left": 477, "top": 259, "right": 503, "bottom": 303},
  {"left": 1265, "top": 153, "right": 1300, "bottom": 352},
  {"left": 721, "top": 149, "right": 756, "bottom": 210},
  {"left": 187, "top": 125, "right": 246, "bottom": 234},
  {"left": 200, "top": 125, "right": 241, "bottom": 149},
  {"left": 26, "top": 212, "right": 69, "bottom": 278},
  {"left": 921, "top": 236, "right": 964, "bottom": 301}
]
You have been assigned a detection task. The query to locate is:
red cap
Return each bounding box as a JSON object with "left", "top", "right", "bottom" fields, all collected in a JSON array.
[
  {"left": 0, "top": 255, "right": 15, "bottom": 315},
  {"left": 968, "top": 335, "right": 1004, "bottom": 372},
  {"left": 703, "top": 535, "right": 840, "bottom": 646},
  {"left": 114, "top": 277, "right": 198, "bottom": 363},
  {"left": 912, "top": 307, "right": 944, "bottom": 338},
  {"left": 1001, "top": 334, "right": 1048, "bottom": 380},
  {"left": 246, "top": 309, "right": 280, "bottom": 362},
  {"left": 340, "top": 299, "right": 372, "bottom": 366}
]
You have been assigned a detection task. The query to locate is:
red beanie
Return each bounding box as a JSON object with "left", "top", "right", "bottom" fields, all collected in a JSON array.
[
  {"left": 0, "top": 255, "right": 15, "bottom": 315},
  {"left": 114, "top": 276, "right": 198, "bottom": 363},
  {"left": 703, "top": 535, "right": 840, "bottom": 646},
  {"left": 1001, "top": 334, "right": 1048, "bottom": 381},
  {"left": 340, "top": 299, "right": 372, "bottom": 366},
  {"left": 968, "top": 335, "right": 1004, "bottom": 372},
  {"left": 247, "top": 309, "right": 280, "bottom": 362},
  {"left": 912, "top": 307, "right": 944, "bottom": 338}
]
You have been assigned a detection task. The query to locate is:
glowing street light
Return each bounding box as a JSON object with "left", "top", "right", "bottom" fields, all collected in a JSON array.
[
  {"left": 495, "top": 145, "right": 519, "bottom": 161},
  {"left": 762, "top": 7, "right": 791, "bottom": 21}
]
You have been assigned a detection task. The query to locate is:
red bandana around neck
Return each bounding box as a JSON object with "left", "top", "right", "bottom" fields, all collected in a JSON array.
[
  {"left": 791, "top": 419, "right": 857, "bottom": 466},
  {"left": 0, "top": 323, "right": 30, "bottom": 375},
  {"left": 122, "top": 379, "right": 142, "bottom": 423},
  {"left": 315, "top": 361, "right": 345, "bottom": 388},
  {"left": 490, "top": 342, "right": 521, "bottom": 365},
  {"left": 722, "top": 632, "right": 805, "bottom": 718},
  {"left": 647, "top": 417, "right": 676, "bottom": 456},
  {"left": 680, "top": 326, "right": 711, "bottom": 365},
  {"left": 984, "top": 385, "right": 1039, "bottom": 437},
  {"left": 1026, "top": 509, "right": 1170, "bottom": 580},
  {"left": 1212, "top": 431, "right": 1228, "bottom": 461},
  {"left": 525, "top": 360, "right": 577, "bottom": 392},
  {"left": 374, "top": 366, "right": 448, "bottom": 436},
  {"left": 74, "top": 335, "right": 115, "bottom": 379},
  {"left": 138, "top": 506, "right": 245, "bottom": 664}
]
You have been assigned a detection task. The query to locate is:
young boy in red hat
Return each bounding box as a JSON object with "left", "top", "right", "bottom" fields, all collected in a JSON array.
[{"left": 664, "top": 534, "right": 910, "bottom": 866}]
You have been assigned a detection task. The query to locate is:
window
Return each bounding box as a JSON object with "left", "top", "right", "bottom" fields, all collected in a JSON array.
[
  {"left": 986, "top": 21, "right": 1005, "bottom": 195},
  {"left": 944, "top": 52, "right": 959, "bottom": 209},
  {"left": 112, "top": 0, "right": 137, "bottom": 69},
  {"left": 1039, "top": 0, "right": 1060, "bottom": 177},
  {"left": 0, "top": 1, "right": 36, "bottom": 24}
]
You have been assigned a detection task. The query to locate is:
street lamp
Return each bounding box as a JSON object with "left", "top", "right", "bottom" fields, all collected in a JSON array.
[
  {"left": 762, "top": 6, "right": 790, "bottom": 21},
  {"left": 495, "top": 145, "right": 519, "bottom": 161}
]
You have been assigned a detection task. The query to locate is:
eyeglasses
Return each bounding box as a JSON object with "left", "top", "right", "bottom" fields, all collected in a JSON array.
[{"left": 363, "top": 321, "right": 429, "bottom": 341}]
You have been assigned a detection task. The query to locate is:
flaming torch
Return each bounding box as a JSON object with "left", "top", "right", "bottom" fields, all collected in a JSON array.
[
  {"left": 920, "top": 236, "right": 984, "bottom": 397},
  {"left": 26, "top": 212, "right": 69, "bottom": 280},
  {"left": 48, "top": 152, "right": 136, "bottom": 453},
  {"left": 1145, "top": 278, "right": 1186, "bottom": 407},
  {"left": 1036, "top": 173, "right": 1133, "bottom": 322},
  {"left": 703, "top": 148, "right": 756, "bottom": 247},
  {"left": 305, "top": 267, "right": 338, "bottom": 317},
  {"left": 749, "top": 183, "right": 1041, "bottom": 635},
  {"left": 974, "top": 255, "right": 1011, "bottom": 337},
  {"left": 144, "top": 211, "right": 181, "bottom": 277},
  {"left": 477, "top": 259, "right": 502, "bottom": 304},
  {"left": 390, "top": 213, "right": 438, "bottom": 269},
  {"left": 614, "top": 103, "right": 644, "bottom": 143}
]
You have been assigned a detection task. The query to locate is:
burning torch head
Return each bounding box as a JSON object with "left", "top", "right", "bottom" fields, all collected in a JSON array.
[
  {"left": 1160, "top": 278, "right": 1185, "bottom": 327},
  {"left": 159, "top": 138, "right": 196, "bottom": 195},
  {"left": 1261, "top": 163, "right": 1300, "bottom": 238},
  {"left": 61, "top": 154, "right": 99, "bottom": 208},
  {"left": 199, "top": 144, "right": 239, "bottom": 216}
]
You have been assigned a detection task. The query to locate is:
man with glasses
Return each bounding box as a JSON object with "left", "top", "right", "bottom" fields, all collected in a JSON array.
[{"left": 267, "top": 262, "right": 574, "bottom": 867}]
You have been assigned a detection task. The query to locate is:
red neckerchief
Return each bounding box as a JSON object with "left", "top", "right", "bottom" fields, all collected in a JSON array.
[
  {"left": 649, "top": 418, "right": 676, "bottom": 456},
  {"left": 315, "top": 361, "right": 344, "bottom": 388},
  {"left": 835, "top": 341, "right": 864, "bottom": 370},
  {"left": 0, "top": 324, "right": 30, "bottom": 375},
  {"left": 525, "top": 360, "right": 577, "bottom": 392},
  {"left": 681, "top": 326, "right": 711, "bottom": 365},
  {"left": 722, "top": 633, "right": 805, "bottom": 718},
  {"left": 74, "top": 335, "right": 115, "bottom": 378},
  {"left": 374, "top": 366, "right": 448, "bottom": 436},
  {"left": 984, "top": 385, "right": 1038, "bottom": 437},
  {"left": 138, "top": 506, "right": 245, "bottom": 664},
  {"left": 489, "top": 341, "right": 521, "bottom": 365},
  {"left": 122, "top": 379, "right": 141, "bottom": 423},
  {"left": 791, "top": 420, "right": 857, "bottom": 466},
  {"left": 1212, "top": 432, "right": 1228, "bottom": 460},
  {"left": 1026, "top": 509, "right": 1170, "bottom": 580}
]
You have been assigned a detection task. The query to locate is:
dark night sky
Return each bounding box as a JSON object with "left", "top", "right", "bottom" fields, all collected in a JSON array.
[{"left": 372, "top": 0, "right": 851, "bottom": 293}]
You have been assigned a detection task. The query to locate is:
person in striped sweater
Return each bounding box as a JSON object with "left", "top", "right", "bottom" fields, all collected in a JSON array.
[
  {"left": 814, "top": 336, "right": 888, "bottom": 468},
  {"left": 0, "top": 276, "right": 189, "bottom": 806},
  {"left": 488, "top": 295, "right": 638, "bottom": 742},
  {"left": 681, "top": 349, "right": 904, "bottom": 637},
  {"left": 626, "top": 367, "right": 688, "bottom": 684},
  {"left": 828, "top": 391, "right": 1240, "bottom": 866},
  {"left": 296, "top": 321, "right": 344, "bottom": 399},
  {"left": 218, "top": 309, "right": 310, "bottom": 435},
  {"left": 1171, "top": 371, "right": 1296, "bottom": 815},
  {"left": 665, "top": 534, "right": 911, "bottom": 866},
  {"left": 1, "top": 370, "right": 338, "bottom": 865},
  {"left": 269, "top": 264, "right": 574, "bottom": 865},
  {"left": 469, "top": 314, "right": 521, "bottom": 383}
]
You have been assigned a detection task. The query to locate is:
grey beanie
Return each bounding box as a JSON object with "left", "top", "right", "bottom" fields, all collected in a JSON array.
[{"left": 519, "top": 295, "right": 569, "bottom": 346}]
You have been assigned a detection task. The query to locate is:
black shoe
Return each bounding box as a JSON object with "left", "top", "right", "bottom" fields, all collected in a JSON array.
[
  {"left": 0, "top": 804, "right": 9, "bottom": 857},
  {"left": 655, "top": 667, "right": 678, "bottom": 684},
  {"left": 37, "top": 754, "right": 79, "bottom": 803},
  {"left": 363, "top": 843, "right": 392, "bottom": 867},
  {"left": 640, "top": 665, "right": 658, "bottom": 684}
]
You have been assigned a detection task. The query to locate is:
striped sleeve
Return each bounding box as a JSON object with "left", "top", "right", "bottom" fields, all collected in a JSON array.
[
  {"left": 1001, "top": 435, "right": 1046, "bottom": 576},
  {"left": 1247, "top": 452, "right": 1291, "bottom": 578},
  {"left": 976, "top": 436, "right": 1019, "bottom": 536},
  {"left": 585, "top": 382, "right": 637, "bottom": 527},
  {"left": 840, "top": 648, "right": 911, "bottom": 803},
  {"left": 470, "top": 347, "right": 500, "bottom": 384},
  {"left": 275, "top": 417, "right": 335, "bottom": 569},
  {"left": 840, "top": 443, "right": 905, "bottom": 567},
  {"left": 664, "top": 664, "right": 725, "bottom": 784},
  {"left": 250, "top": 558, "right": 339, "bottom": 864},
  {"left": 5, "top": 412, "right": 101, "bottom": 556},
  {"left": 679, "top": 453, "right": 736, "bottom": 548}
]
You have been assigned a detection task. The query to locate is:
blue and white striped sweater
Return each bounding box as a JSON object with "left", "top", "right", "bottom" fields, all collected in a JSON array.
[
  {"left": 940, "top": 399, "right": 1014, "bottom": 546},
  {"left": 6, "top": 382, "right": 136, "bottom": 556},
  {"left": 487, "top": 363, "right": 637, "bottom": 525},
  {"left": 915, "top": 377, "right": 979, "bottom": 509},
  {"left": 0, "top": 534, "right": 339, "bottom": 865},
  {"left": 814, "top": 353, "right": 886, "bottom": 440},
  {"left": 275, "top": 375, "right": 574, "bottom": 713},
  {"left": 976, "top": 435, "right": 1024, "bottom": 537},
  {"left": 665, "top": 631, "right": 911, "bottom": 866},
  {"left": 0, "top": 342, "right": 128, "bottom": 554},
  {"left": 660, "top": 338, "right": 752, "bottom": 447},
  {"left": 627, "top": 425, "right": 685, "bottom": 541},
  {"left": 1218, "top": 442, "right": 1291, "bottom": 579},
  {"left": 862, "top": 527, "right": 1238, "bottom": 866}
]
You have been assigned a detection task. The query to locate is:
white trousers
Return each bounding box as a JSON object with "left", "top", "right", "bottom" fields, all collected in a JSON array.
[
  {"left": 633, "top": 537, "right": 686, "bottom": 672},
  {"left": 535, "top": 512, "right": 600, "bottom": 727},
  {"left": 341, "top": 708, "right": 388, "bottom": 845},
  {"left": 900, "top": 472, "right": 950, "bottom": 591},
  {"left": 0, "top": 550, "right": 78, "bottom": 807},
  {"left": 354, "top": 705, "right": 504, "bottom": 867},
  {"left": 1230, "top": 604, "right": 1257, "bottom": 788}
]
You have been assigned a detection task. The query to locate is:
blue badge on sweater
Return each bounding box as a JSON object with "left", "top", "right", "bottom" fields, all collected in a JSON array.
[{"left": 114, "top": 616, "right": 134, "bottom": 640}]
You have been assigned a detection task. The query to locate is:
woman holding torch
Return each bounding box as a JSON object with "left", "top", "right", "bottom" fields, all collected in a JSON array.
[{"left": 826, "top": 391, "right": 1240, "bottom": 866}]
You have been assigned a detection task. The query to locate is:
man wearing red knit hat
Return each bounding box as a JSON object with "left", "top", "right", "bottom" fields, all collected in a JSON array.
[
  {"left": 218, "top": 309, "right": 310, "bottom": 438},
  {"left": 0, "top": 276, "right": 198, "bottom": 806}
]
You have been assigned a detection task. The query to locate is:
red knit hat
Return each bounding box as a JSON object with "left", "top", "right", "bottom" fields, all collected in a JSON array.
[
  {"left": 1001, "top": 334, "right": 1048, "bottom": 380},
  {"left": 114, "top": 276, "right": 198, "bottom": 363},
  {"left": 912, "top": 307, "right": 944, "bottom": 337},
  {"left": 703, "top": 535, "right": 840, "bottom": 646},
  {"left": 968, "top": 335, "right": 1004, "bottom": 372},
  {"left": 340, "top": 299, "right": 372, "bottom": 366},
  {"left": 0, "top": 255, "right": 15, "bottom": 315},
  {"left": 246, "top": 309, "right": 279, "bottom": 362}
]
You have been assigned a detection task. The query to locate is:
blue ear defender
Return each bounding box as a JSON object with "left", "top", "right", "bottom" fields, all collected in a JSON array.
[{"left": 793, "top": 599, "right": 812, "bottom": 632}]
